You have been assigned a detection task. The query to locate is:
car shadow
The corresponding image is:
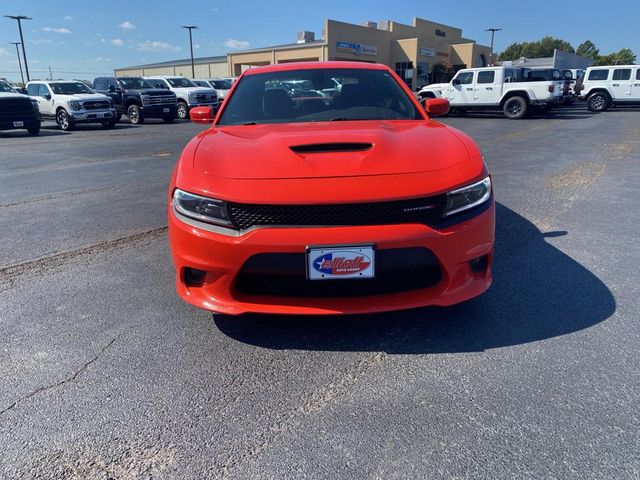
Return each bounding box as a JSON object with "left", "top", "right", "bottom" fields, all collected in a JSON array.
[
  {"left": 0, "top": 129, "right": 71, "bottom": 138},
  {"left": 213, "top": 203, "right": 616, "bottom": 354}
]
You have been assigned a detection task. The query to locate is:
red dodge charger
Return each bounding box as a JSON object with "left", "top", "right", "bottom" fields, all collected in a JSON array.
[{"left": 168, "top": 62, "right": 494, "bottom": 315}]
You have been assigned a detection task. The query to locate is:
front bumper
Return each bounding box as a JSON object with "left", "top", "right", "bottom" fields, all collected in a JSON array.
[
  {"left": 69, "top": 108, "right": 117, "bottom": 123},
  {"left": 168, "top": 202, "right": 495, "bottom": 315},
  {"left": 141, "top": 104, "right": 178, "bottom": 118}
]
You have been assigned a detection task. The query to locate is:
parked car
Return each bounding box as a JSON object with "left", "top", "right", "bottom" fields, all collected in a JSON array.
[
  {"left": 168, "top": 61, "right": 494, "bottom": 315},
  {"left": 0, "top": 79, "right": 41, "bottom": 135},
  {"left": 93, "top": 76, "right": 177, "bottom": 125},
  {"left": 418, "top": 66, "right": 563, "bottom": 119},
  {"left": 144, "top": 76, "right": 219, "bottom": 120},
  {"left": 191, "top": 78, "right": 232, "bottom": 99},
  {"left": 26, "top": 80, "right": 117, "bottom": 131},
  {"left": 579, "top": 65, "right": 640, "bottom": 112}
]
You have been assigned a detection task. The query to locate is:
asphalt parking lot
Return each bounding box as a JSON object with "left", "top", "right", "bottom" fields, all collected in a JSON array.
[{"left": 1, "top": 105, "right": 639, "bottom": 479}]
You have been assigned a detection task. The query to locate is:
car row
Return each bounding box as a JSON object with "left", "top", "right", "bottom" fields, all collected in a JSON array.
[{"left": 417, "top": 64, "right": 640, "bottom": 118}]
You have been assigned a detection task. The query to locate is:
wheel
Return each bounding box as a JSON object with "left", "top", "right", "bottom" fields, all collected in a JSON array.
[
  {"left": 503, "top": 96, "right": 528, "bottom": 119},
  {"left": 162, "top": 116, "right": 175, "bottom": 124},
  {"left": 177, "top": 101, "right": 189, "bottom": 120},
  {"left": 587, "top": 92, "right": 610, "bottom": 112},
  {"left": 127, "top": 104, "right": 144, "bottom": 124},
  {"left": 27, "top": 125, "right": 40, "bottom": 136},
  {"left": 101, "top": 120, "right": 117, "bottom": 129},
  {"left": 56, "top": 109, "right": 75, "bottom": 130}
]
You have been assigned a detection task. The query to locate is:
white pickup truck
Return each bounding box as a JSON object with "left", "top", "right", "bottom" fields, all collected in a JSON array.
[
  {"left": 418, "top": 67, "right": 564, "bottom": 119},
  {"left": 144, "top": 76, "right": 219, "bottom": 120}
]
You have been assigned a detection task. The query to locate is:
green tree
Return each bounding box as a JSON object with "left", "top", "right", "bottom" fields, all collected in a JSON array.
[
  {"left": 594, "top": 48, "right": 637, "bottom": 66},
  {"left": 576, "top": 40, "right": 599, "bottom": 61},
  {"left": 498, "top": 36, "right": 574, "bottom": 61}
]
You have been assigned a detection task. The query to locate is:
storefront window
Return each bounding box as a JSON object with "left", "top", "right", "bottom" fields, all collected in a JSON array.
[{"left": 395, "top": 62, "right": 414, "bottom": 90}]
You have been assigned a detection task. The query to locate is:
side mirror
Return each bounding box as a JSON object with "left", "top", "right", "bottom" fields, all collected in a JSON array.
[
  {"left": 43, "top": 94, "right": 52, "bottom": 100},
  {"left": 452, "top": 78, "right": 461, "bottom": 86},
  {"left": 190, "top": 106, "right": 215, "bottom": 124},
  {"left": 107, "top": 85, "right": 116, "bottom": 93},
  {"left": 423, "top": 98, "right": 450, "bottom": 117}
]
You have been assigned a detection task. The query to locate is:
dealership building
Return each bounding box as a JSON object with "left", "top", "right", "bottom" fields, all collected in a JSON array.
[{"left": 116, "top": 17, "right": 492, "bottom": 91}]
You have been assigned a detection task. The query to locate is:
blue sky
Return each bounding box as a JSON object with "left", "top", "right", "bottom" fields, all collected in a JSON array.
[{"left": 1, "top": 0, "right": 638, "bottom": 82}]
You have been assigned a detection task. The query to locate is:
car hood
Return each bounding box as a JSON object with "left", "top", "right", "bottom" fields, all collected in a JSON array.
[
  {"left": 0, "top": 92, "right": 27, "bottom": 99},
  {"left": 192, "top": 121, "right": 476, "bottom": 180},
  {"left": 420, "top": 83, "right": 449, "bottom": 92},
  {"left": 55, "top": 93, "right": 110, "bottom": 101},
  {"left": 172, "top": 87, "right": 216, "bottom": 95}
]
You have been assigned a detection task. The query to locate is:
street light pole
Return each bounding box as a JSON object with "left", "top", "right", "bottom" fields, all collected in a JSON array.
[
  {"left": 5, "top": 15, "right": 32, "bottom": 82},
  {"left": 181, "top": 25, "right": 198, "bottom": 78},
  {"left": 485, "top": 28, "right": 502, "bottom": 66},
  {"left": 9, "top": 42, "right": 25, "bottom": 86}
]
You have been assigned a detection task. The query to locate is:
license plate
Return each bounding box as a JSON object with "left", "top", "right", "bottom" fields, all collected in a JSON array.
[
  {"left": 307, "top": 245, "right": 375, "bottom": 280},
  {"left": 13, "top": 121, "right": 24, "bottom": 127},
  {"left": 163, "top": 108, "right": 170, "bottom": 113}
]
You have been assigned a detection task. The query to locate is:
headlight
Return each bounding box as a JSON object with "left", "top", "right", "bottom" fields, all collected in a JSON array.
[
  {"left": 443, "top": 177, "right": 491, "bottom": 217},
  {"left": 69, "top": 101, "right": 81, "bottom": 111},
  {"left": 141, "top": 95, "right": 149, "bottom": 106},
  {"left": 173, "top": 189, "right": 233, "bottom": 227},
  {"left": 108, "top": 98, "right": 114, "bottom": 108},
  {"left": 30, "top": 99, "right": 39, "bottom": 111}
]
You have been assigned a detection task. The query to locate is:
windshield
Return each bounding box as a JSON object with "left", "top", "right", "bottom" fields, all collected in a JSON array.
[
  {"left": 50, "top": 82, "right": 94, "bottom": 94},
  {"left": 119, "top": 77, "right": 154, "bottom": 89},
  {"left": 0, "top": 81, "right": 16, "bottom": 93},
  {"left": 218, "top": 68, "right": 421, "bottom": 126},
  {"left": 212, "top": 80, "right": 232, "bottom": 89},
  {"left": 167, "top": 77, "right": 197, "bottom": 88}
]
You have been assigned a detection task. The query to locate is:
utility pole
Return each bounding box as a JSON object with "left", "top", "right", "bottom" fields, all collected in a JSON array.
[
  {"left": 485, "top": 28, "right": 502, "bottom": 66},
  {"left": 9, "top": 42, "right": 24, "bottom": 86},
  {"left": 5, "top": 15, "right": 32, "bottom": 82},
  {"left": 49, "top": 66, "right": 53, "bottom": 80},
  {"left": 181, "top": 25, "right": 198, "bottom": 78}
]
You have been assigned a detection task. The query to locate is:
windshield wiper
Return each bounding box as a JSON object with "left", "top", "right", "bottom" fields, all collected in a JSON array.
[{"left": 329, "top": 117, "right": 367, "bottom": 122}]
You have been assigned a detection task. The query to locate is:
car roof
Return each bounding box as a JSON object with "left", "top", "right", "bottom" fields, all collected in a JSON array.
[
  {"left": 586, "top": 65, "right": 638, "bottom": 69},
  {"left": 242, "top": 61, "right": 388, "bottom": 76}
]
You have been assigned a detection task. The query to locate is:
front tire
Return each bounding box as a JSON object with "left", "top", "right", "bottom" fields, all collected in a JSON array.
[
  {"left": 503, "top": 96, "right": 528, "bottom": 119},
  {"left": 177, "top": 101, "right": 189, "bottom": 120},
  {"left": 127, "top": 104, "right": 144, "bottom": 124},
  {"left": 56, "top": 109, "right": 75, "bottom": 131},
  {"left": 587, "top": 92, "right": 610, "bottom": 112}
]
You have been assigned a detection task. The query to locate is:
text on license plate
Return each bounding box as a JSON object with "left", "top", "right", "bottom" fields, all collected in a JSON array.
[
  {"left": 163, "top": 108, "right": 170, "bottom": 113},
  {"left": 13, "top": 121, "right": 24, "bottom": 127},
  {"left": 307, "top": 245, "right": 375, "bottom": 280}
]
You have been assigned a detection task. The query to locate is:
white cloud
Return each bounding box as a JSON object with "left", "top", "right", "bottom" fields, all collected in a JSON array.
[
  {"left": 119, "top": 21, "right": 136, "bottom": 31},
  {"left": 29, "top": 38, "right": 54, "bottom": 45},
  {"left": 111, "top": 38, "right": 125, "bottom": 47},
  {"left": 0, "top": 47, "right": 10, "bottom": 57},
  {"left": 63, "top": 15, "right": 74, "bottom": 20},
  {"left": 211, "top": 7, "right": 219, "bottom": 12},
  {"left": 224, "top": 38, "right": 250, "bottom": 49},
  {"left": 92, "top": 56, "right": 113, "bottom": 62},
  {"left": 137, "top": 40, "right": 181, "bottom": 52},
  {"left": 194, "top": 43, "right": 201, "bottom": 49},
  {"left": 42, "top": 27, "right": 71, "bottom": 34}
]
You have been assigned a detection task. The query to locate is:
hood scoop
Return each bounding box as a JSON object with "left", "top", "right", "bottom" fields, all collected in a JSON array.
[{"left": 290, "top": 143, "right": 372, "bottom": 154}]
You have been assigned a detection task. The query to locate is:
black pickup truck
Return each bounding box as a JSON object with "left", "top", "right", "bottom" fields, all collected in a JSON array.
[
  {"left": 92, "top": 76, "right": 177, "bottom": 124},
  {"left": 0, "top": 80, "right": 41, "bottom": 135}
]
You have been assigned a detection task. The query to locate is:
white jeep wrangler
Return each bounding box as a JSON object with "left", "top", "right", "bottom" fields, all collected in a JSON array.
[
  {"left": 26, "top": 81, "right": 117, "bottom": 130},
  {"left": 144, "top": 76, "right": 219, "bottom": 120},
  {"left": 580, "top": 65, "right": 640, "bottom": 112}
]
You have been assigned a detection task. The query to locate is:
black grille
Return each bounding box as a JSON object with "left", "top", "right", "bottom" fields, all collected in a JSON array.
[
  {"left": 234, "top": 248, "right": 442, "bottom": 298},
  {"left": 0, "top": 98, "right": 34, "bottom": 114},
  {"left": 82, "top": 101, "right": 110, "bottom": 110},
  {"left": 228, "top": 195, "right": 447, "bottom": 231}
]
